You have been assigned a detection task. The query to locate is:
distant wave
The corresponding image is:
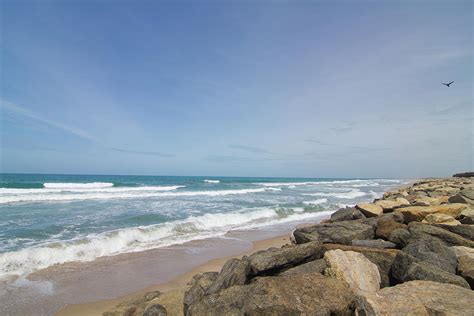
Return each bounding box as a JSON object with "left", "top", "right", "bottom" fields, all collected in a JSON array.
[
  {"left": 0, "top": 185, "right": 185, "bottom": 195},
  {"left": 43, "top": 182, "right": 114, "bottom": 189},
  {"left": 0, "top": 207, "right": 332, "bottom": 277},
  {"left": 203, "top": 180, "right": 220, "bottom": 184},
  {"left": 303, "top": 189, "right": 366, "bottom": 199},
  {"left": 0, "top": 187, "right": 272, "bottom": 204},
  {"left": 256, "top": 181, "right": 321, "bottom": 187},
  {"left": 303, "top": 198, "right": 328, "bottom": 205}
]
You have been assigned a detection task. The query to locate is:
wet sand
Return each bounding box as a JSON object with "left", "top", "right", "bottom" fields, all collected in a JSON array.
[{"left": 56, "top": 234, "right": 291, "bottom": 316}]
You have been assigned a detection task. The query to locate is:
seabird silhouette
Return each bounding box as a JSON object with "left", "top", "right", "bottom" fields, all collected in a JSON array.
[{"left": 442, "top": 81, "right": 454, "bottom": 87}]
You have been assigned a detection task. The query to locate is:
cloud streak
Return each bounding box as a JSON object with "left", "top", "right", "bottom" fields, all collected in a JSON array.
[
  {"left": 109, "top": 148, "right": 174, "bottom": 157},
  {"left": 229, "top": 144, "right": 273, "bottom": 154}
]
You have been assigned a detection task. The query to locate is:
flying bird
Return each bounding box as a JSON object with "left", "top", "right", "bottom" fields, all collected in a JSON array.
[{"left": 442, "top": 81, "right": 454, "bottom": 87}]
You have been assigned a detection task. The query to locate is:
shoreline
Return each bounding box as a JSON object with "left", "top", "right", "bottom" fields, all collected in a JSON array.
[{"left": 55, "top": 234, "right": 293, "bottom": 316}]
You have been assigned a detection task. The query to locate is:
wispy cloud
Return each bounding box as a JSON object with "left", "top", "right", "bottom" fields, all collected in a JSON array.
[
  {"left": 1, "top": 99, "right": 98, "bottom": 142},
  {"left": 204, "top": 155, "right": 254, "bottom": 162},
  {"left": 304, "top": 139, "right": 332, "bottom": 146},
  {"left": 229, "top": 144, "right": 273, "bottom": 154},
  {"left": 428, "top": 101, "right": 473, "bottom": 116},
  {"left": 109, "top": 147, "right": 174, "bottom": 157}
]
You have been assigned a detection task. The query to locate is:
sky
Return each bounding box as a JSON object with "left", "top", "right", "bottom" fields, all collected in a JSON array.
[{"left": 0, "top": 0, "right": 473, "bottom": 178}]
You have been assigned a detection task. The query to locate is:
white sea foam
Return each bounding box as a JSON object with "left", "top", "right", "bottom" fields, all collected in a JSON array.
[
  {"left": 0, "top": 207, "right": 302, "bottom": 277},
  {"left": 0, "top": 185, "right": 185, "bottom": 194},
  {"left": 303, "top": 198, "right": 328, "bottom": 205},
  {"left": 203, "top": 180, "right": 220, "bottom": 183},
  {"left": 0, "top": 187, "right": 271, "bottom": 204},
  {"left": 43, "top": 182, "right": 114, "bottom": 189},
  {"left": 303, "top": 189, "right": 366, "bottom": 199}
]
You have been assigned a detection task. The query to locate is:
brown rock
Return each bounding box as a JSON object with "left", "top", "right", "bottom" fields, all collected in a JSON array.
[
  {"left": 421, "top": 213, "right": 461, "bottom": 226},
  {"left": 398, "top": 204, "right": 467, "bottom": 223},
  {"left": 375, "top": 198, "right": 410, "bottom": 212},
  {"left": 376, "top": 218, "right": 407, "bottom": 240},
  {"left": 356, "top": 203, "right": 383, "bottom": 217}
]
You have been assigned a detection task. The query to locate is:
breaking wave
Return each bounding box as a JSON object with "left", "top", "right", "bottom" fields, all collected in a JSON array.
[
  {"left": 203, "top": 180, "right": 220, "bottom": 183},
  {"left": 43, "top": 182, "right": 114, "bottom": 189},
  {"left": 303, "top": 189, "right": 366, "bottom": 199}
]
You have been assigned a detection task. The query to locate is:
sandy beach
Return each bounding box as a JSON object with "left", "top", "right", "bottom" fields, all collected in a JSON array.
[{"left": 56, "top": 234, "right": 291, "bottom": 316}]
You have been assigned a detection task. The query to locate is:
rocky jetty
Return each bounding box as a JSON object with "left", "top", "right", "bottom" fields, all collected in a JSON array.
[{"left": 104, "top": 175, "right": 474, "bottom": 315}]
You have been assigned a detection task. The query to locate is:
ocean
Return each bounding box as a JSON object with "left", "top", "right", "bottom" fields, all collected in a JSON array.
[{"left": 0, "top": 173, "right": 405, "bottom": 280}]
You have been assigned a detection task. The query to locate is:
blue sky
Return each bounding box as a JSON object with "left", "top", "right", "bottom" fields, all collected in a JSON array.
[{"left": 1, "top": 0, "right": 472, "bottom": 178}]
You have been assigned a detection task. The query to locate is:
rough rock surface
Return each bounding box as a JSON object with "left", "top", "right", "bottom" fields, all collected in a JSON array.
[
  {"left": 323, "top": 244, "right": 399, "bottom": 288},
  {"left": 183, "top": 272, "right": 218, "bottom": 314},
  {"left": 408, "top": 222, "right": 474, "bottom": 247},
  {"left": 434, "top": 223, "right": 474, "bottom": 241},
  {"left": 324, "top": 249, "right": 381, "bottom": 293},
  {"left": 422, "top": 213, "right": 461, "bottom": 225},
  {"left": 356, "top": 203, "right": 383, "bottom": 217},
  {"left": 357, "top": 281, "right": 474, "bottom": 316},
  {"left": 330, "top": 206, "right": 366, "bottom": 222},
  {"left": 390, "top": 251, "right": 469, "bottom": 288},
  {"left": 459, "top": 207, "right": 474, "bottom": 224},
  {"left": 278, "top": 259, "right": 327, "bottom": 276},
  {"left": 375, "top": 218, "right": 407, "bottom": 240},
  {"left": 186, "top": 273, "right": 356, "bottom": 316},
  {"left": 292, "top": 220, "right": 374, "bottom": 245},
  {"left": 103, "top": 291, "right": 163, "bottom": 316},
  {"left": 388, "top": 228, "right": 411, "bottom": 248},
  {"left": 248, "top": 240, "right": 323, "bottom": 275},
  {"left": 457, "top": 255, "right": 474, "bottom": 289},
  {"left": 402, "top": 238, "right": 458, "bottom": 273},
  {"left": 375, "top": 198, "right": 410, "bottom": 212},
  {"left": 143, "top": 304, "right": 167, "bottom": 316},
  {"left": 399, "top": 204, "right": 467, "bottom": 223},
  {"left": 205, "top": 258, "right": 250, "bottom": 295},
  {"left": 351, "top": 239, "right": 396, "bottom": 249}
]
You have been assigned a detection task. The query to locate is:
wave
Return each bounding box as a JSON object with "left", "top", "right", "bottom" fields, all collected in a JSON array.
[
  {"left": 0, "top": 187, "right": 271, "bottom": 204},
  {"left": 203, "top": 180, "right": 220, "bottom": 184},
  {"left": 0, "top": 185, "right": 185, "bottom": 195},
  {"left": 303, "top": 189, "right": 367, "bottom": 199},
  {"left": 0, "top": 206, "right": 331, "bottom": 277},
  {"left": 43, "top": 182, "right": 114, "bottom": 189},
  {"left": 303, "top": 198, "right": 328, "bottom": 205}
]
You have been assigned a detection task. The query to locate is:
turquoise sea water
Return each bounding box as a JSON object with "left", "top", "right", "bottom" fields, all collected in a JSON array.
[{"left": 0, "top": 173, "right": 405, "bottom": 278}]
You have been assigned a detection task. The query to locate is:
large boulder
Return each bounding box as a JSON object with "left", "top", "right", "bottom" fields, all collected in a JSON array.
[
  {"left": 409, "top": 195, "right": 449, "bottom": 206},
  {"left": 330, "top": 206, "right": 365, "bottom": 222},
  {"left": 351, "top": 239, "right": 396, "bottom": 249},
  {"left": 356, "top": 203, "right": 383, "bottom": 217},
  {"left": 402, "top": 238, "right": 457, "bottom": 273},
  {"left": 457, "top": 256, "right": 474, "bottom": 289},
  {"left": 323, "top": 244, "right": 399, "bottom": 288},
  {"left": 459, "top": 207, "right": 474, "bottom": 224},
  {"left": 103, "top": 291, "right": 162, "bottom": 316},
  {"left": 388, "top": 228, "right": 411, "bottom": 248},
  {"left": 205, "top": 258, "right": 250, "bottom": 295},
  {"left": 375, "top": 198, "right": 410, "bottom": 212},
  {"left": 398, "top": 204, "right": 467, "bottom": 223},
  {"left": 248, "top": 240, "right": 324, "bottom": 275},
  {"left": 292, "top": 220, "right": 374, "bottom": 245},
  {"left": 433, "top": 223, "right": 474, "bottom": 241},
  {"left": 357, "top": 281, "right": 474, "bottom": 316},
  {"left": 183, "top": 272, "right": 218, "bottom": 314},
  {"left": 278, "top": 259, "right": 327, "bottom": 276},
  {"left": 186, "top": 273, "right": 356, "bottom": 316},
  {"left": 324, "top": 249, "right": 381, "bottom": 293},
  {"left": 390, "top": 252, "right": 469, "bottom": 288},
  {"left": 375, "top": 218, "right": 407, "bottom": 240},
  {"left": 408, "top": 222, "right": 474, "bottom": 247},
  {"left": 143, "top": 304, "right": 167, "bottom": 316},
  {"left": 422, "top": 213, "right": 461, "bottom": 226}
]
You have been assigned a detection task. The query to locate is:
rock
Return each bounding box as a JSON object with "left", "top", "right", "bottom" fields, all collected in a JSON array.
[
  {"left": 390, "top": 251, "right": 469, "bottom": 288},
  {"left": 357, "top": 281, "right": 474, "bottom": 316},
  {"left": 388, "top": 228, "right": 411, "bottom": 248},
  {"left": 183, "top": 272, "right": 218, "bottom": 314},
  {"left": 324, "top": 249, "right": 381, "bottom": 293},
  {"left": 351, "top": 239, "right": 396, "bottom": 249},
  {"left": 422, "top": 213, "right": 461, "bottom": 226},
  {"left": 330, "top": 206, "right": 365, "bottom": 222},
  {"left": 143, "top": 304, "right": 167, "bottom": 316},
  {"left": 409, "top": 196, "right": 449, "bottom": 206},
  {"left": 186, "top": 273, "right": 356, "bottom": 316},
  {"left": 248, "top": 240, "right": 324, "bottom": 275},
  {"left": 408, "top": 222, "right": 474, "bottom": 247},
  {"left": 451, "top": 245, "right": 474, "bottom": 260},
  {"left": 103, "top": 291, "right": 162, "bottom": 316},
  {"left": 292, "top": 220, "right": 374, "bottom": 245},
  {"left": 458, "top": 207, "right": 474, "bottom": 224},
  {"left": 402, "top": 238, "right": 457, "bottom": 273},
  {"left": 433, "top": 223, "right": 474, "bottom": 240},
  {"left": 461, "top": 189, "right": 474, "bottom": 200},
  {"left": 205, "top": 258, "right": 250, "bottom": 295},
  {"left": 398, "top": 204, "right": 467, "bottom": 223},
  {"left": 324, "top": 244, "right": 399, "bottom": 288},
  {"left": 356, "top": 203, "right": 383, "bottom": 217},
  {"left": 449, "top": 190, "right": 474, "bottom": 204},
  {"left": 375, "top": 218, "right": 407, "bottom": 240},
  {"left": 457, "top": 255, "right": 474, "bottom": 289},
  {"left": 291, "top": 229, "right": 320, "bottom": 244},
  {"left": 375, "top": 198, "right": 410, "bottom": 212},
  {"left": 453, "top": 172, "right": 474, "bottom": 177},
  {"left": 278, "top": 258, "right": 327, "bottom": 276}
]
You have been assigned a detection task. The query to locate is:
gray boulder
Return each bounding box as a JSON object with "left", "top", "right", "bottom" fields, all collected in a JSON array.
[
  {"left": 433, "top": 223, "right": 474, "bottom": 241},
  {"left": 330, "top": 206, "right": 365, "bottom": 222},
  {"left": 388, "top": 228, "right": 411, "bottom": 248},
  {"left": 248, "top": 240, "right": 324, "bottom": 276},
  {"left": 408, "top": 222, "right": 474, "bottom": 247},
  {"left": 292, "top": 220, "right": 374, "bottom": 245},
  {"left": 278, "top": 259, "right": 327, "bottom": 276},
  {"left": 457, "top": 255, "right": 474, "bottom": 289},
  {"left": 183, "top": 272, "right": 218, "bottom": 314},
  {"left": 402, "top": 238, "right": 457, "bottom": 273},
  {"left": 390, "top": 251, "right": 469, "bottom": 288},
  {"left": 352, "top": 239, "right": 396, "bottom": 249},
  {"left": 186, "top": 273, "right": 356, "bottom": 316},
  {"left": 143, "top": 304, "right": 167, "bottom": 316},
  {"left": 205, "top": 258, "right": 250, "bottom": 295}
]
